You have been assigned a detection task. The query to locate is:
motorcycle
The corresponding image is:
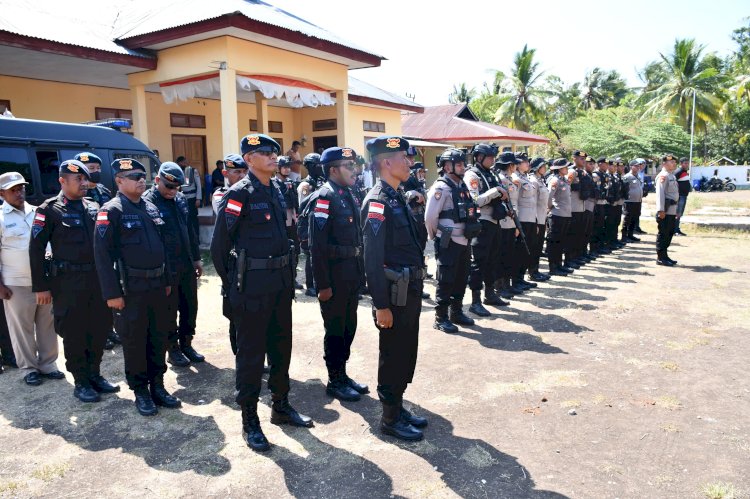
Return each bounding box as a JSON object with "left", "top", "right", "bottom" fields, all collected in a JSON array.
[
  {"left": 722, "top": 177, "right": 737, "bottom": 192},
  {"left": 698, "top": 176, "right": 737, "bottom": 192}
]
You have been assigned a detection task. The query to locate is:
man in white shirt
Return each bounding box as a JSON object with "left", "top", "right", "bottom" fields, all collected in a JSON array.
[{"left": 0, "top": 172, "right": 61, "bottom": 386}]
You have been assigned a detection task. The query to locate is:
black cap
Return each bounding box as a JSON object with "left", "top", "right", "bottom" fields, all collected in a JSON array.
[
  {"left": 596, "top": 156, "right": 608, "bottom": 164},
  {"left": 529, "top": 157, "right": 548, "bottom": 171},
  {"left": 366, "top": 136, "right": 410, "bottom": 157},
  {"left": 240, "top": 133, "right": 281, "bottom": 155},
  {"left": 514, "top": 151, "right": 529, "bottom": 162},
  {"left": 157, "top": 162, "right": 184, "bottom": 184},
  {"left": 496, "top": 151, "right": 520, "bottom": 166},
  {"left": 74, "top": 152, "right": 101, "bottom": 165},
  {"left": 321, "top": 147, "right": 357, "bottom": 164},
  {"left": 111, "top": 158, "right": 145, "bottom": 174},
  {"left": 661, "top": 153, "right": 677, "bottom": 162},
  {"left": 549, "top": 158, "right": 570, "bottom": 171},
  {"left": 224, "top": 154, "right": 247, "bottom": 170},
  {"left": 572, "top": 150, "right": 587, "bottom": 158},
  {"left": 59, "top": 159, "right": 91, "bottom": 180}
]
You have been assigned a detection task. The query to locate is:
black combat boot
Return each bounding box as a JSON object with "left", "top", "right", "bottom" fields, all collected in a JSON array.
[
  {"left": 242, "top": 405, "right": 270, "bottom": 452},
  {"left": 449, "top": 301, "right": 475, "bottom": 326},
  {"left": 73, "top": 381, "right": 101, "bottom": 403},
  {"left": 483, "top": 287, "right": 509, "bottom": 306},
  {"left": 468, "top": 290, "right": 491, "bottom": 317},
  {"left": 517, "top": 270, "right": 537, "bottom": 288},
  {"left": 271, "top": 397, "right": 314, "bottom": 427},
  {"left": 656, "top": 251, "right": 674, "bottom": 266},
  {"left": 89, "top": 374, "right": 120, "bottom": 393},
  {"left": 400, "top": 404, "right": 428, "bottom": 428},
  {"left": 497, "top": 278, "right": 515, "bottom": 299},
  {"left": 180, "top": 336, "right": 205, "bottom": 363},
  {"left": 510, "top": 277, "right": 528, "bottom": 294},
  {"left": 342, "top": 365, "right": 369, "bottom": 394},
  {"left": 380, "top": 403, "right": 423, "bottom": 441},
  {"left": 150, "top": 380, "right": 182, "bottom": 408},
  {"left": 134, "top": 387, "right": 158, "bottom": 416},
  {"left": 326, "top": 369, "right": 361, "bottom": 401},
  {"left": 433, "top": 305, "right": 458, "bottom": 333},
  {"left": 109, "top": 329, "right": 122, "bottom": 345},
  {"left": 167, "top": 342, "right": 190, "bottom": 367}
]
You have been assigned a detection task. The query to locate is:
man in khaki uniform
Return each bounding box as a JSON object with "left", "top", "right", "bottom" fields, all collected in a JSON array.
[
  {"left": 0, "top": 172, "right": 62, "bottom": 386},
  {"left": 655, "top": 154, "right": 680, "bottom": 266}
]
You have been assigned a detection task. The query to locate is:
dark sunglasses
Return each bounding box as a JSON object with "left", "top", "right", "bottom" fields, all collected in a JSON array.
[
  {"left": 337, "top": 161, "right": 357, "bottom": 171},
  {"left": 119, "top": 172, "right": 147, "bottom": 181},
  {"left": 162, "top": 181, "right": 181, "bottom": 190}
]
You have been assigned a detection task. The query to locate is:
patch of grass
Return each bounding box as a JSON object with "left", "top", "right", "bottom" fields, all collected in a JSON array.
[
  {"left": 702, "top": 482, "right": 736, "bottom": 499},
  {"left": 483, "top": 370, "right": 586, "bottom": 398},
  {"left": 560, "top": 400, "right": 581, "bottom": 409},
  {"left": 666, "top": 337, "right": 710, "bottom": 351},
  {"left": 0, "top": 481, "right": 22, "bottom": 494},
  {"left": 460, "top": 444, "right": 499, "bottom": 468},
  {"left": 660, "top": 361, "right": 679, "bottom": 371},
  {"left": 661, "top": 423, "right": 680, "bottom": 433},
  {"left": 592, "top": 394, "right": 613, "bottom": 407},
  {"left": 656, "top": 396, "right": 682, "bottom": 411},
  {"left": 31, "top": 463, "right": 70, "bottom": 482}
]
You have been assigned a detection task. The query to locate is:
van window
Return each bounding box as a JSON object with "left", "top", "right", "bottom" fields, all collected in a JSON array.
[
  {"left": 36, "top": 150, "right": 61, "bottom": 196},
  {"left": 113, "top": 152, "right": 160, "bottom": 183},
  {"left": 0, "top": 147, "right": 35, "bottom": 195}
]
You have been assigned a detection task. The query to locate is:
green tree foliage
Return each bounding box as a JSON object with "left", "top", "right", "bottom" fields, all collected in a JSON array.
[
  {"left": 448, "top": 83, "right": 476, "bottom": 104},
  {"left": 492, "top": 45, "right": 549, "bottom": 132},
  {"left": 579, "top": 68, "right": 631, "bottom": 110},
  {"left": 705, "top": 102, "right": 750, "bottom": 163},
  {"left": 562, "top": 107, "right": 690, "bottom": 160}
]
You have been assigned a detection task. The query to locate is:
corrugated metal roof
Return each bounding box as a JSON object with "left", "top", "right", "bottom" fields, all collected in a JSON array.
[
  {"left": 0, "top": 0, "right": 151, "bottom": 57},
  {"left": 113, "top": 0, "right": 381, "bottom": 58},
  {"left": 348, "top": 76, "right": 422, "bottom": 109},
  {"left": 401, "top": 104, "right": 549, "bottom": 144}
]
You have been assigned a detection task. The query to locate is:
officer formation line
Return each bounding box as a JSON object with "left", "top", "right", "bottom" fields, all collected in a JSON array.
[{"left": 0, "top": 132, "right": 682, "bottom": 453}]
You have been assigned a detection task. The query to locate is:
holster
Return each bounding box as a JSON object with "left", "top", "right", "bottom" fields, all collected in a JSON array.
[
  {"left": 116, "top": 259, "right": 128, "bottom": 296},
  {"left": 289, "top": 239, "right": 298, "bottom": 280},
  {"left": 235, "top": 248, "right": 247, "bottom": 293},
  {"left": 384, "top": 267, "right": 409, "bottom": 307},
  {"left": 438, "top": 225, "right": 453, "bottom": 249}
]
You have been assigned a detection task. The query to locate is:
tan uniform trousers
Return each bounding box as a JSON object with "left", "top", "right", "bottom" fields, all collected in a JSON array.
[{"left": 3, "top": 285, "right": 58, "bottom": 375}]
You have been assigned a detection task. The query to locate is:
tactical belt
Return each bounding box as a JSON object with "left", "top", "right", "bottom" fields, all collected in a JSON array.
[
  {"left": 439, "top": 209, "right": 459, "bottom": 221},
  {"left": 386, "top": 265, "right": 427, "bottom": 281},
  {"left": 126, "top": 265, "right": 165, "bottom": 278},
  {"left": 328, "top": 245, "right": 362, "bottom": 258},
  {"left": 52, "top": 260, "right": 95, "bottom": 273},
  {"left": 246, "top": 254, "right": 290, "bottom": 270}
]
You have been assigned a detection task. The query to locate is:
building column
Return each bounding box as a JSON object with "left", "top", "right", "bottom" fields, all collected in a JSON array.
[
  {"left": 254, "top": 91, "right": 269, "bottom": 134},
  {"left": 130, "top": 85, "right": 150, "bottom": 147},
  {"left": 220, "top": 67, "right": 239, "bottom": 156},
  {"left": 336, "top": 89, "right": 348, "bottom": 146}
]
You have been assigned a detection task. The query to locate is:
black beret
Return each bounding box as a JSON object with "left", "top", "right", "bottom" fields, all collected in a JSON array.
[
  {"left": 366, "top": 136, "right": 410, "bottom": 157},
  {"left": 111, "top": 158, "right": 145, "bottom": 174},
  {"left": 572, "top": 150, "right": 587, "bottom": 158},
  {"left": 321, "top": 147, "right": 357, "bottom": 164},
  {"left": 240, "top": 133, "right": 281, "bottom": 155},
  {"left": 661, "top": 153, "right": 677, "bottom": 162},
  {"left": 224, "top": 153, "right": 248, "bottom": 170},
  {"left": 596, "top": 156, "right": 608, "bottom": 164},
  {"left": 59, "top": 159, "right": 91, "bottom": 180},
  {"left": 74, "top": 152, "right": 101, "bottom": 165}
]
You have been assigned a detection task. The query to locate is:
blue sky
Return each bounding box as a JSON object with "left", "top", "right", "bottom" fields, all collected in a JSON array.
[{"left": 272, "top": 0, "right": 747, "bottom": 106}]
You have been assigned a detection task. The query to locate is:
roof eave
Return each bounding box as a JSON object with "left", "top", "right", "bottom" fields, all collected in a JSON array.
[
  {"left": 416, "top": 135, "right": 550, "bottom": 144},
  {"left": 118, "top": 13, "right": 383, "bottom": 69},
  {"left": 349, "top": 94, "right": 423, "bottom": 113}
]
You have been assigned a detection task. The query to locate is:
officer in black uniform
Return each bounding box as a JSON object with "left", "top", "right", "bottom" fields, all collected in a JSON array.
[
  {"left": 605, "top": 160, "right": 625, "bottom": 250},
  {"left": 308, "top": 146, "right": 369, "bottom": 402},
  {"left": 297, "top": 153, "right": 324, "bottom": 297},
  {"left": 29, "top": 159, "right": 119, "bottom": 403},
  {"left": 591, "top": 157, "right": 611, "bottom": 255},
  {"left": 401, "top": 160, "right": 430, "bottom": 298},
  {"left": 276, "top": 156, "right": 303, "bottom": 291},
  {"left": 362, "top": 135, "right": 428, "bottom": 442},
  {"left": 143, "top": 163, "right": 205, "bottom": 368},
  {"left": 211, "top": 133, "right": 312, "bottom": 452},
  {"left": 74, "top": 152, "right": 120, "bottom": 350},
  {"left": 94, "top": 158, "right": 180, "bottom": 416}
]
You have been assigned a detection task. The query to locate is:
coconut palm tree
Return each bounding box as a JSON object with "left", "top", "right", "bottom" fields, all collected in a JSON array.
[
  {"left": 579, "top": 68, "right": 630, "bottom": 110},
  {"left": 493, "top": 45, "right": 550, "bottom": 132},
  {"left": 639, "top": 38, "right": 727, "bottom": 132},
  {"left": 448, "top": 83, "right": 476, "bottom": 104}
]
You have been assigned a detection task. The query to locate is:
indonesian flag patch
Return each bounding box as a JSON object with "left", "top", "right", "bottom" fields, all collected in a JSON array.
[
  {"left": 32, "top": 212, "right": 45, "bottom": 238},
  {"left": 314, "top": 199, "right": 330, "bottom": 229},
  {"left": 96, "top": 211, "right": 109, "bottom": 238},
  {"left": 226, "top": 199, "right": 242, "bottom": 215},
  {"left": 367, "top": 201, "right": 385, "bottom": 235}
]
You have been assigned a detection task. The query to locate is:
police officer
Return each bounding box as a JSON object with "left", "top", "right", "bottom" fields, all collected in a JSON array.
[
  {"left": 512, "top": 152, "right": 539, "bottom": 290},
  {"left": 402, "top": 161, "right": 430, "bottom": 299},
  {"left": 605, "top": 160, "right": 625, "bottom": 250},
  {"left": 94, "top": 158, "right": 180, "bottom": 416},
  {"left": 29, "top": 159, "right": 119, "bottom": 402},
  {"left": 591, "top": 157, "right": 610, "bottom": 255},
  {"left": 566, "top": 151, "right": 589, "bottom": 268},
  {"left": 362, "top": 136, "right": 427, "bottom": 441},
  {"left": 211, "top": 154, "right": 248, "bottom": 216},
  {"left": 425, "top": 149, "right": 482, "bottom": 333},
  {"left": 582, "top": 156, "right": 598, "bottom": 261},
  {"left": 547, "top": 159, "right": 573, "bottom": 276},
  {"left": 493, "top": 152, "right": 523, "bottom": 297},
  {"left": 612, "top": 159, "right": 629, "bottom": 246},
  {"left": 211, "top": 134, "right": 312, "bottom": 452},
  {"left": 622, "top": 159, "right": 645, "bottom": 242},
  {"left": 143, "top": 163, "right": 204, "bottom": 368},
  {"left": 308, "top": 147, "right": 368, "bottom": 402},
  {"left": 655, "top": 154, "right": 680, "bottom": 266},
  {"left": 276, "top": 156, "right": 303, "bottom": 290},
  {"left": 74, "top": 152, "right": 120, "bottom": 350},
  {"left": 528, "top": 158, "right": 551, "bottom": 281},
  {"left": 465, "top": 143, "right": 509, "bottom": 316},
  {"left": 297, "top": 153, "right": 324, "bottom": 297}
]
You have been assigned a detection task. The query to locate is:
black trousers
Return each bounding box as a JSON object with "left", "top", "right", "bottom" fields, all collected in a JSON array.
[
  {"left": 319, "top": 278, "right": 359, "bottom": 373},
  {"left": 656, "top": 215, "right": 676, "bottom": 254},
  {"left": 301, "top": 241, "right": 315, "bottom": 290},
  {"left": 223, "top": 295, "right": 237, "bottom": 355},
  {"left": 605, "top": 204, "right": 622, "bottom": 244},
  {"left": 114, "top": 287, "right": 170, "bottom": 390},
  {"left": 547, "top": 215, "right": 571, "bottom": 268},
  {"left": 496, "top": 227, "right": 517, "bottom": 280},
  {"left": 517, "top": 221, "right": 537, "bottom": 273},
  {"left": 469, "top": 220, "right": 500, "bottom": 291},
  {"left": 0, "top": 303, "right": 14, "bottom": 362},
  {"left": 168, "top": 267, "right": 198, "bottom": 343},
  {"left": 53, "top": 277, "right": 111, "bottom": 383},
  {"left": 372, "top": 289, "right": 422, "bottom": 406},
  {"left": 566, "top": 211, "right": 586, "bottom": 261},
  {"left": 286, "top": 225, "right": 300, "bottom": 257},
  {"left": 434, "top": 239, "right": 471, "bottom": 306},
  {"left": 233, "top": 289, "right": 293, "bottom": 408},
  {"left": 622, "top": 202, "right": 641, "bottom": 238},
  {"left": 187, "top": 201, "right": 200, "bottom": 244},
  {"left": 583, "top": 210, "right": 594, "bottom": 253},
  {"left": 592, "top": 204, "right": 608, "bottom": 250},
  {"left": 531, "top": 223, "right": 546, "bottom": 271}
]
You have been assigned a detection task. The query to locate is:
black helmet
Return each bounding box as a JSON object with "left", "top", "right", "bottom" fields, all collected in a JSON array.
[
  {"left": 406, "top": 146, "right": 418, "bottom": 156},
  {"left": 411, "top": 161, "right": 425, "bottom": 171},
  {"left": 277, "top": 156, "right": 291, "bottom": 168},
  {"left": 438, "top": 148, "right": 466, "bottom": 167},
  {"left": 472, "top": 143, "right": 499, "bottom": 159},
  {"left": 303, "top": 153, "right": 321, "bottom": 167}
]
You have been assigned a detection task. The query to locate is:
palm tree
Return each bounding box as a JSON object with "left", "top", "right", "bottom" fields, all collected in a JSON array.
[
  {"left": 493, "top": 45, "right": 549, "bottom": 132},
  {"left": 448, "top": 83, "right": 476, "bottom": 104},
  {"left": 639, "top": 38, "right": 727, "bottom": 132},
  {"left": 579, "top": 68, "right": 630, "bottom": 110}
]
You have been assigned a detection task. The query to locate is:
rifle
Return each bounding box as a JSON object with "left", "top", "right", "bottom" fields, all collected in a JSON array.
[{"left": 503, "top": 196, "right": 530, "bottom": 255}]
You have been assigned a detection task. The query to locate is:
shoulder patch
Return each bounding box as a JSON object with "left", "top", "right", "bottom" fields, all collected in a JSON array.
[
  {"left": 314, "top": 198, "right": 330, "bottom": 229},
  {"left": 367, "top": 201, "right": 385, "bottom": 235},
  {"left": 469, "top": 179, "right": 479, "bottom": 190},
  {"left": 658, "top": 175, "right": 666, "bottom": 184},
  {"left": 96, "top": 210, "right": 109, "bottom": 238},
  {"left": 434, "top": 190, "right": 442, "bottom": 200}
]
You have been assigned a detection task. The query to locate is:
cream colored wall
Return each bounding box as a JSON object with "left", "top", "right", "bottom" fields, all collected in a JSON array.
[{"left": 346, "top": 104, "right": 403, "bottom": 154}]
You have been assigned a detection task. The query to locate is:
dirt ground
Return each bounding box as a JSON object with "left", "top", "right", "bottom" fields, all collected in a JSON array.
[{"left": 1, "top": 221, "right": 749, "bottom": 499}]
